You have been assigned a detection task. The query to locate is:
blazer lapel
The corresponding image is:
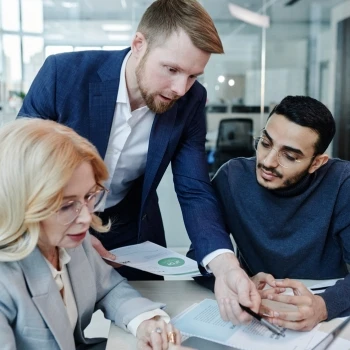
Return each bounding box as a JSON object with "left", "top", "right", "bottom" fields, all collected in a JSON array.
[
  {"left": 142, "top": 105, "right": 178, "bottom": 207},
  {"left": 89, "top": 49, "right": 130, "bottom": 159},
  {"left": 19, "top": 248, "right": 75, "bottom": 350},
  {"left": 66, "top": 245, "right": 96, "bottom": 337},
  {"left": 88, "top": 80, "right": 118, "bottom": 159}
]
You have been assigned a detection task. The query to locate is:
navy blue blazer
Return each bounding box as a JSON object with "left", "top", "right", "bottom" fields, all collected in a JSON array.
[{"left": 18, "top": 49, "right": 233, "bottom": 264}]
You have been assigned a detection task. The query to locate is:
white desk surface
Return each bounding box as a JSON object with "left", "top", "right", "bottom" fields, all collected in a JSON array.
[
  {"left": 106, "top": 280, "right": 214, "bottom": 349},
  {"left": 106, "top": 279, "right": 349, "bottom": 349}
]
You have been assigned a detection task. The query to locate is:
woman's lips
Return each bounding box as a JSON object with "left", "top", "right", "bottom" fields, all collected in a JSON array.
[{"left": 67, "top": 231, "right": 87, "bottom": 242}]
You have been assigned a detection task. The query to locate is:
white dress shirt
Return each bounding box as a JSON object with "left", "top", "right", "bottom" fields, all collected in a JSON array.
[
  {"left": 101, "top": 52, "right": 234, "bottom": 271},
  {"left": 103, "top": 51, "right": 155, "bottom": 209},
  {"left": 45, "top": 247, "right": 169, "bottom": 336},
  {"left": 44, "top": 248, "right": 78, "bottom": 330}
]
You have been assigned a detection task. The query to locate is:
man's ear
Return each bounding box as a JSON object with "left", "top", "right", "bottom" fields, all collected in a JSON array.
[
  {"left": 308, "top": 153, "right": 329, "bottom": 174},
  {"left": 131, "top": 32, "right": 147, "bottom": 59}
]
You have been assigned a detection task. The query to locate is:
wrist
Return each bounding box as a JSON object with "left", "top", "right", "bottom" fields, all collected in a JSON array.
[
  {"left": 315, "top": 295, "right": 328, "bottom": 322},
  {"left": 208, "top": 252, "right": 240, "bottom": 277}
]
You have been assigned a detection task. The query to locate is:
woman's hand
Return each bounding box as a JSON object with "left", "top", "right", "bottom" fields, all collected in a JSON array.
[{"left": 137, "top": 317, "right": 182, "bottom": 350}]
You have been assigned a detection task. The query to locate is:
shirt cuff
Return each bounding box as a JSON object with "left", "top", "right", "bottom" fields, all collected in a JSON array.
[
  {"left": 201, "top": 249, "right": 235, "bottom": 273},
  {"left": 127, "top": 309, "right": 170, "bottom": 337}
]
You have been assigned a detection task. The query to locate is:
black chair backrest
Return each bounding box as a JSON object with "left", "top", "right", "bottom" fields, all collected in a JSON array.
[{"left": 214, "top": 118, "right": 254, "bottom": 171}]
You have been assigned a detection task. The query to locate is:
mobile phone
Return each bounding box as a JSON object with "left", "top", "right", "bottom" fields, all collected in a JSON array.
[{"left": 181, "top": 336, "right": 235, "bottom": 349}]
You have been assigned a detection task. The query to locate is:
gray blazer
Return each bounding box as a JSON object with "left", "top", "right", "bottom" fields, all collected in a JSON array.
[{"left": 0, "top": 233, "right": 165, "bottom": 350}]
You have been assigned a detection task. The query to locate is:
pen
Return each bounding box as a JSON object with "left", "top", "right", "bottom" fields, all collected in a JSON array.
[
  {"left": 239, "top": 303, "right": 285, "bottom": 337},
  {"left": 310, "top": 286, "right": 332, "bottom": 291}
]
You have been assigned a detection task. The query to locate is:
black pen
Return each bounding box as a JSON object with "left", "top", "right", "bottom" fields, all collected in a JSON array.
[
  {"left": 310, "top": 286, "right": 332, "bottom": 291},
  {"left": 239, "top": 303, "right": 285, "bottom": 337}
]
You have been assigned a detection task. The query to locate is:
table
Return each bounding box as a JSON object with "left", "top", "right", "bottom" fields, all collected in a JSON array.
[
  {"left": 106, "top": 279, "right": 350, "bottom": 349},
  {"left": 106, "top": 280, "right": 214, "bottom": 349}
]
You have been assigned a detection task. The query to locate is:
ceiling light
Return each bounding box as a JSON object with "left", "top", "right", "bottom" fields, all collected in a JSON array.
[
  {"left": 218, "top": 75, "right": 225, "bottom": 83},
  {"left": 101, "top": 24, "right": 132, "bottom": 32},
  {"left": 62, "top": 2, "right": 78, "bottom": 9},
  {"left": 228, "top": 3, "right": 270, "bottom": 28},
  {"left": 228, "top": 79, "right": 235, "bottom": 86}
]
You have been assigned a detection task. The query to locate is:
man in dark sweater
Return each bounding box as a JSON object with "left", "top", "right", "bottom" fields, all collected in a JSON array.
[{"left": 212, "top": 96, "right": 350, "bottom": 331}]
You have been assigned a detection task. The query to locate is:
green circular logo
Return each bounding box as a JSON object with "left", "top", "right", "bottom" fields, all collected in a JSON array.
[{"left": 158, "top": 257, "right": 185, "bottom": 267}]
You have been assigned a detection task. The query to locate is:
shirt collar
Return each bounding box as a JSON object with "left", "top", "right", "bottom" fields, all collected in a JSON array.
[
  {"left": 44, "top": 247, "right": 71, "bottom": 276},
  {"left": 117, "top": 50, "right": 132, "bottom": 105}
]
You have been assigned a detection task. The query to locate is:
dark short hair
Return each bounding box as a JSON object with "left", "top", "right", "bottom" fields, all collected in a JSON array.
[
  {"left": 268, "top": 96, "right": 336, "bottom": 154},
  {"left": 137, "top": 0, "right": 223, "bottom": 54}
]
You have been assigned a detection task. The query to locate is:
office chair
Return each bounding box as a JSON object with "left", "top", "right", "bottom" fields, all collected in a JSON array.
[{"left": 213, "top": 118, "right": 254, "bottom": 173}]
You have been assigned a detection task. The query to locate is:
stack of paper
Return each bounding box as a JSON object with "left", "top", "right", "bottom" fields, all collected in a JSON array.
[{"left": 106, "top": 241, "right": 201, "bottom": 277}]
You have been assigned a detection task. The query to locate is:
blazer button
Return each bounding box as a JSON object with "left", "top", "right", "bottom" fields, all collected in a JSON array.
[{"left": 142, "top": 214, "right": 147, "bottom": 221}]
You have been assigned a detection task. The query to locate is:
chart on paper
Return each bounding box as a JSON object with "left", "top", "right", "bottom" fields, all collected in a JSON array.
[{"left": 106, "top": 241, "right": 201, "bottom": 277}]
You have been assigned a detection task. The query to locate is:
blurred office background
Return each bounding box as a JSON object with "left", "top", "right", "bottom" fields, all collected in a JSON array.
[{"left": 0, "top": 0, "right": 349, "bottom": 251}]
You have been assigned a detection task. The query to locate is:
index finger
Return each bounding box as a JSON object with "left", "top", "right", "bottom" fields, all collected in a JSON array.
[
  {"left": 268, "top": 293, "right": 311, "bottom": 306},
  {"left": 275, "top": 279, "right": 307, "bottom": 292}
]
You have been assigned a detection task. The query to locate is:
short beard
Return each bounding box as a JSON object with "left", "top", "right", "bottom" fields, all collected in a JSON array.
[
  {"left": 257, "top": 162, "right": 312, "bottom": 189},
  {"left": 136, "top": 52, "right": 178, "bottom": 114}
]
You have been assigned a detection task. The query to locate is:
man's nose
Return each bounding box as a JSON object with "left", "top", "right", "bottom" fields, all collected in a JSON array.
[
  {"left": 262, "top": 148, "right": 279, "bottom": 168},
  {"left": 171, "top": 76, "right": 188, "bottom": 97}
]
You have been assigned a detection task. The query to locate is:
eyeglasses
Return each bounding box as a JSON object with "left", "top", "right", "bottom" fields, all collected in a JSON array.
[
  {"left": 56, "top": 184, "right": 108, "bottom": 225},
  {"left": 254, "top": 137, "right": 315, "bottom": 169}
]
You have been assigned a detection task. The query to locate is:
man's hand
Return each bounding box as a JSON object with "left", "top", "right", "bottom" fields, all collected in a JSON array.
[
  {"left": 90, "top": 235, "right": 122, "bottom": 268},
  {"left": 251, "top": 272, "right": 286, "bottom": 297},
  {"left": 251, "top": 272, "right": 276, "bottom": 290},
  {"left": 209, "top": 253, "right": 261, "bottom": 324},
  {"left": 263, "top": 278, "right": 328, "bottom": 331}
]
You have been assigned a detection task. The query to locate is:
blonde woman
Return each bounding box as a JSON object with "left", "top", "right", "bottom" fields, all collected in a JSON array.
[{"left": 0, "top": 119, "right": 189, "bottom": 350}]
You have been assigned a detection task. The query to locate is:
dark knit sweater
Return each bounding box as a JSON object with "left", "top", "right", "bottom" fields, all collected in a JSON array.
[{"left": 212, "top": 157, "right": 350, "bottom": 320}]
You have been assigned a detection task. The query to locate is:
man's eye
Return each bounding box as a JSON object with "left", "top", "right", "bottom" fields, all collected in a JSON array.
[
  {"left": 261, "top": 139, "right": 271, "bottom": 148},
  {"left": 283, "top": 152, "right": 298, "bottom": 162},
  {"left": 167, "top": 67, "right": 177, "bottom": 73}
]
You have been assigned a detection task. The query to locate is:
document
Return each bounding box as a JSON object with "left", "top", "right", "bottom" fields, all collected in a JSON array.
[
  {"left": 308, "top": 279, "right": 341, "bottom": 294},
  {"left": 306, "top": 317, "right": 350, "bottom": 349},
  {"left": 172, "top": 299, "right": 321, "bottom": 350},
  {"left": 105, "top": 241, "right": 201, "bottom": 277}
]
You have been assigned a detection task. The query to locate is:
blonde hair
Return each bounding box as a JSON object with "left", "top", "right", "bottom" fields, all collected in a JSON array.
[
  {"left": 0, "top": 118, "right": 109, "bottom": 262},
  {"left": 137, "top": 0, "right": 224, "bottom": 54}
]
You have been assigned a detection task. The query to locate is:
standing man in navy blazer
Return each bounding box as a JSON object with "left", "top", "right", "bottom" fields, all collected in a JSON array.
[{"left": 19, "top": 0, "right": 260, "bottom": 324}]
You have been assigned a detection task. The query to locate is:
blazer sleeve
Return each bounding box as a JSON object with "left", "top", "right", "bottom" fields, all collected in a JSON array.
[
  {"left": 171, "top": 87, "right": 233, "bottom": 266},
  {"left": 83, "top": 233, "right": 166, "bottom": 331},
  {"left": 0, "top": 275, "right": 17, "bottom": 349},
  {"left": 18, "top": 55, "right": 58, "bottom": 120}
]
